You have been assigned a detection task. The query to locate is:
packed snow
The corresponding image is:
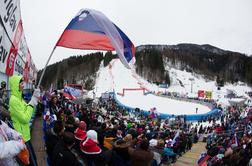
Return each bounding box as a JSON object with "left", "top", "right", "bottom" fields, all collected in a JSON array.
[{"left": 94, "top": 59, "right": 252, "bottom": 115}]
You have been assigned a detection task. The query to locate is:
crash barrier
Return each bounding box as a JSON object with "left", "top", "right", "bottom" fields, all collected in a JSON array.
[
  {"left": 112, "top": 92, "right": 220, "bottom": 122},
  {"left": 123, "top": 91, "right": 216, "bottom": 110},
  {"left": 158, "top": 94, "right": 215, "bottom": 110},
  {"left": 117, "top": 88, "right": 146, "bottom": 96}
]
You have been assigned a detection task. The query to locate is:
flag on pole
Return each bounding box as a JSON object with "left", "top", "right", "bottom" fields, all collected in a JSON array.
[
  {"left": 56, "top": 9, "right": 135, "bottom": 69},
  {"left": 5, "top": 20, "right": 23, "bottom": 75},
  {"left": 63, "top": 86, "right": 82, "bottom": 100},
  {"left": 234, "top": 133, "right": 238, "bottom": 146},
  {"left": 171, "top": 130, "right": 180, "bottom": 146}
]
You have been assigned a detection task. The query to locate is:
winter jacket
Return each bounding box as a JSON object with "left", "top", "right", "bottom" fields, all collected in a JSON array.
[
  {"left": 45, "top": 129, "right": 61, "bottom": 162},
  {"left": 0, "top": 87, "right": 8, "bottom": 109},
  {"left": 52, "top": 140, "right": 82, "bottom": 166},
  {"left": 49, "top": 102, "right": 59, "bottom": 115},
  {"left": 0, "top": 120, "right": 23, "bottom": 166},
  {"left": 74, "top": 128, "right": 87, "bottom": 141},
  {"left": 9, "top": 75, "right": 34, "bottom": 142},
  {"left": 128, "top": 147, "right": 154, "bottom": 166},
  {"left": 163, "top": 147, "right": 176, "bottom": 157},
  {"left": 80, "top": 138, "right": 102, "bottom": 154},
  {"left": 150, "top": 146, "right": 164, "bottom": 165},
  {"left": 104, "top": 136, "right": 115, "bottom": 150},
  {"left": 113, "top": 139, "right": 131, "bottom": 162},
  {"left": 80, "top": 138, "right": 105, "bottom": 166}
]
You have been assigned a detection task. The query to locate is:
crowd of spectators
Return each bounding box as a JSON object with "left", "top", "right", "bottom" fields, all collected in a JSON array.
[
  {"left": 1, "top": 76, "right": 252, "bottom": 166},
  {"left": 197, "top": 105, "right": 252, "bottom": 166},
  {"left": 41, "top": 89, "right": 252, "bottom": 166},
  {"left": 42, "top": 91, "right": 201, "bottom": 166}
]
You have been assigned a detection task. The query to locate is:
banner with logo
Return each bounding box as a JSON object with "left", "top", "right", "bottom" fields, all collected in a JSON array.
[
  {"left": 23, "top": 50, "right": 30, "bottom": 82},
  {"left": 198, "top": 90, "right": 205, "bottom": 98},
  {"left": 1, "top": 0, "right": 22, "bottom": 76},
  {"left": 159, "top": 83, "right": 168, "bottom": 88},
  {"left": 205, "top": 91, "right": 212, "bottom": 99},
  {"left": 0, "top": 25, "right": 11, "bottom": 73},
  {"left": 18, "top": 32, "right": 29, "bottom": 62},
  {"left": 0, "top": 0, "right": 37, "bottom": 80},
  {"left": 5, "top": 20, "right": 23, "bottom": 75},
  {"left": 0, "top": 0, "right": 21, "bottom": 41},
  {"left": 13, "top": 53, "right": 24, "bottom": 75},
  {"left": 29, "top": 58, "right": 37, "bottom": 82}
]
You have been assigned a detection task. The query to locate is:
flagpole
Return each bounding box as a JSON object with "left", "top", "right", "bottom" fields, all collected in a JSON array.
[
  {"left": 37, "top": 46, "right": 57, "bottom": 88},
  {"left": 0, "top": 17, "right": 23, "bottom": 58},
  {"left": 0, "top": 18, "right": 15, "bottom": 48}
]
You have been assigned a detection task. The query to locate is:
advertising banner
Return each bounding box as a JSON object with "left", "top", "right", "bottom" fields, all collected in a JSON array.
[
  {"left": 198, "top": 90, "right": 205, "bottom": 98},
  {"left": 13, "top": 53, "right": 24, "bottom": 75},
  {"left": 205, "top": 91, "right": 212, "bottom": 99},
  {"left": 0, "top": 0, "right": 21, "bottom": 41},
  {"left": 0, "top": 25, "right": 11, "bottom": 73},
  {"left": 5, "top": 20, "right": 23, "bottom": 75},
  {"left": 23, "top": 50, "right": 30, "bottom": 82},
  {"left": 1, "top": 0, "right": 37, "bottom": 80}
]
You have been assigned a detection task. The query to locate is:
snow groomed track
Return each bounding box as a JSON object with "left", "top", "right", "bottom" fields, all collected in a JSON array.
[{"left": 95, "top": 59, "right": 220, "bottom": 121}]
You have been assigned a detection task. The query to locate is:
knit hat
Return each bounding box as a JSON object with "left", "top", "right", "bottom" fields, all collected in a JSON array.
[
  {"left": 149, "top": 139, "right": 158, "bottom": 147},
  {"left": 157, "top": 139, "right": 165, "bottom": 147},
  {"left": 249, "top": 158, "right": 252, "bottom": 166},
  {"left": 79, "top": 121, "right": 87, "bottom": 131},
  {"left": 75, "top": 117, "right": 80, "bottom": 124},
  {"left": 80, "top": 138, "right": 102, "bottom": 154},
  {"left": 219, "top": 148, "right": 225, "bottom": 154},
  {"left": 116, "top": 130, "right": 123, "bottom": 138},
  {"left": 231, "top": 143, "right": 238, "bottom": 150},
  {"left": 123, "top": 134, "right": 132, "bottom": 142},
  {"left": 127, "top": 123, "right": 132, "bottom": 128},
  {"left": 87, "top": 130, "right": 98, "bottom": 143},
  {"left": 166, "top": 139, "right": 173, "bottom": 147},
  {"left": 74, "top": 128, "right": 87, "bottom": 140}
]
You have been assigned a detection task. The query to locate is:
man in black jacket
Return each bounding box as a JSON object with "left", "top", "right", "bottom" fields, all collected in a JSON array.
[
  {"left": 0, "top": 81, "right": 8, "bottom": 110},
  {"left": 45, "top": 120, "right": 64, "bottom": 164},
  {"left": 52, "top": 132, "right": 83, "bottom": 166}
]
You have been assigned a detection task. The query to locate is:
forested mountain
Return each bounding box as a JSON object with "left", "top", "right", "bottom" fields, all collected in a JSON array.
[
  {"left": 38, "top": 52, "right": 116, "bottom": 90},
  {"left": 38, "top": 44, "right": 252, "bottom": 90},
  {"left": 136, "top": 44, "right": 252, "bottom": 86}
]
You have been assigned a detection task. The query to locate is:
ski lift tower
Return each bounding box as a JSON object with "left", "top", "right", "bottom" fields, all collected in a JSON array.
[{"left": 189, "top": 78, "right": 195, "bottom": 93}]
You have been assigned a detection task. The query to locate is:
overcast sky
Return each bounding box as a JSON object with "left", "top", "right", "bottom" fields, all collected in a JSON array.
[{"left": 20, "top": 0, "right": 252, "bottom": 70}]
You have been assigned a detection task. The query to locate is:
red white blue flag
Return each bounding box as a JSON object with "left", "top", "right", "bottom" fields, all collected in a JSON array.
[
  {"left": 63, "top": 86, "right": 82, "bottom": 100},
  {"left": 56, "top": 9, "right": 135, "bottom": 69}
]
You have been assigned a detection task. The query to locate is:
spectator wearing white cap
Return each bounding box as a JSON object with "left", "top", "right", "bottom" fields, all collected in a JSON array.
[
  {"left": 0, "top": 120, "right": 26, "bottom": 166},
  {"left": 80, "top": 130, "right": 104, "bottom": 166}
]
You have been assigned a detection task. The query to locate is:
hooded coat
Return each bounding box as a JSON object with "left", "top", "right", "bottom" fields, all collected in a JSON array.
[
  {"left": 0, "top": 120, "right": 23, "bottom": 166},
  {"left": 128, "top": 147, "right": 154, "bottom": 166},
  {"left": 80, "top": 138, "right": 105, "bottom": 166},
  {"left": 9, "top": 75, "right": 34, "bottom": 142}
]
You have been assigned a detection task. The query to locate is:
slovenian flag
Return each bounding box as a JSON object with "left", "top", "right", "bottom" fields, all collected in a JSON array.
[
  {"left": 63, "top": 86, "right": 82, "bottom": 100},
  {"left": 56, "top": 9, "right": 135, "bottom": 69}
]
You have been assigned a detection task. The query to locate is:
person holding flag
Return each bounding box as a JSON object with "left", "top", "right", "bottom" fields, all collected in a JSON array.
[
  {"left": 38, "top": 8, "right": 135, "bottom": 87},
  {"left": 9, "top": 75, "right": 41, "bottom": 166}
]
